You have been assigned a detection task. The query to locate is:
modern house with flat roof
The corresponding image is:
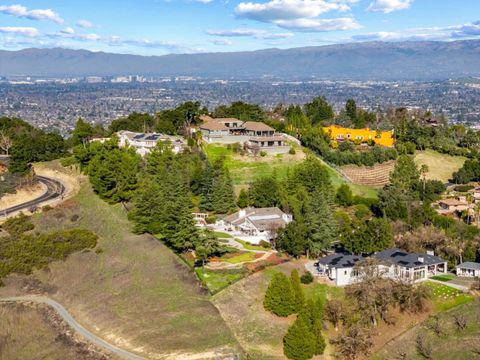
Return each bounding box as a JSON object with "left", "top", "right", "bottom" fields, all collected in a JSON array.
[
  {"left": 245, "top": 135, "right": 289, "bottom": 154},
  {"left": 118, "top": 131, "right": 186, "bottom": 156},
  {"left": 456, "top": 262, "right": 480, "bottom": 277},
  {"left": 317, "top": 248, "right": 447, "bottom": 286}
]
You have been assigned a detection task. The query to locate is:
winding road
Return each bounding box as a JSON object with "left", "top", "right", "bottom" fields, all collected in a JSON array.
[
  {"left": 0, "top": 296, "right": 145, "bottom": 360},
  {"left": 0, "top": 175, "right": 66, "bottom": 217}
]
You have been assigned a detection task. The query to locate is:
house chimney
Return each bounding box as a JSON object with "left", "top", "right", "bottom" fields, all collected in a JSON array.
[
  {"left": 426, "top": 250, "right": 434, "bottom": 256},
  {"left": 418, "top": 256, "right": 424, "bottom": 263}
]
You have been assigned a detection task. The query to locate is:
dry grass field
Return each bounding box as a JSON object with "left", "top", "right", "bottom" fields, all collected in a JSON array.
[
  {"left": 0, "top": 166, "right": 240, "bottom": 359},
  {"left": 339, "top": 161, "right": 396, "bottom": 188},
  {"left": 414, "top": 149, "right": 466, "bottom": 183},
  {"left": 0, "top": 302, "right": 111, "bottom": 360}
]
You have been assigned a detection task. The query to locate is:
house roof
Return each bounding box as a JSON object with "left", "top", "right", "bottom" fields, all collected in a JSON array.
[
  {"left": 243, "top": 121, "right": 274, "bottom": 132},
  {"left": 224, "top": 207, "right": 289, "bottom": 231},
  {"left": 373, "top": 248, "right": 445, "bottom": 268},
  {"left": 438, "top": 198, "right": 467, "bottom": 207},
  {"left": 200, "top": 122, "right": 229, "bottom": 131},
  {"left": 318, "top": 253, "right": 365, "bottom": 269},
  {"left": 456, "top": 262, "right": 480, "bottom": 270},
  {"left": 215, "top": 117, "right": 244, "bottom": 124}
]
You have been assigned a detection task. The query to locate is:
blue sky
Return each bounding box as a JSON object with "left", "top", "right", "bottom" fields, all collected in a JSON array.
[{"left": 0, "top": 0, "right": 479, "bottom": 55}]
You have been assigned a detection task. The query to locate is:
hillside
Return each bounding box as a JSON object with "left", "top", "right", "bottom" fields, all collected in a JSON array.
[{"left": 1, "top": 40, "right": 480, "bottom": 80}]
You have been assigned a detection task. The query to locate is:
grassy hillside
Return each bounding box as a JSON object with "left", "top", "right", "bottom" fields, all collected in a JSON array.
[
  {"left": 372, "top": 300, "right": 480, "bottom": 360},
  {"left": 415, "top": 149, "right": 466, "bottom": 183},
  {"left": 0, "top": 164, "right": 240, "bottom": 359}
]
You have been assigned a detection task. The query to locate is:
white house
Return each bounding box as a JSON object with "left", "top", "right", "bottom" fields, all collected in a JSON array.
[
  {"left": 317, "top": 248, "right": 447, "bottom": 286},
  {"left": 456, "top": 262, "right": 480, "bottom": 277},
  {"left": 219, "top": 207, "right": 292, "bottom": 241},
  {"left": 118, "top": 131, "right": 186, "bottom": 156}
]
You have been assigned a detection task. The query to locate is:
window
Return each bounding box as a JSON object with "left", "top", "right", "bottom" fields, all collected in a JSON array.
[{"left": 344, "top": 270, "right": 347, "bottom": 275}]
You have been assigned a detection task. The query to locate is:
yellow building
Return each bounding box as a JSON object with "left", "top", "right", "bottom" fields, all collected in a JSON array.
[{"left": 323, "top": 125, "right": 394, "bottom": 147}]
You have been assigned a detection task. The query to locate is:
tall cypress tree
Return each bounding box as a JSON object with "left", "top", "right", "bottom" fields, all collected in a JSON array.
[
  {"left": 290, "top": 269, "right": 305, "bottom": 312},
  {"left": 306, "top": 189, "right": 337, "bottom": 256},
  {"left": 212, "top": 167, "right": 236, "bottom": 214},
  {"left": 199, "top": 162, "right": 215, "bottom": 212},
  {"left": 264, "top": 272, "right": 295, "bottom": 317},
  {"left": 283, "top": 316, "right": 316, "bottom": 360}
]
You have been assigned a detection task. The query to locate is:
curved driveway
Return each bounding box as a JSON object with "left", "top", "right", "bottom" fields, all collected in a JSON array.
[
  {"left": 0, "top": 296, "right": 145, "bottom": 360},
  {"left": 0, "top": 175, "right": 65, "bottom": 217}
]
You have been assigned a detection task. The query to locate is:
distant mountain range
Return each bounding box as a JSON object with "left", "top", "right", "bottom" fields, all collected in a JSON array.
[{"left": 1, "top": 40, "right": 480, "bottom": 80}]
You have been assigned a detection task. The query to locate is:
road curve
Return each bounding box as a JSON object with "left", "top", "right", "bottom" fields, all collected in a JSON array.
[
  {"left": 0, "top": 175, "right": 66, "bottom": 217},
  {"left": 0, "top": 296, "right": 145, "bottom": 360}
]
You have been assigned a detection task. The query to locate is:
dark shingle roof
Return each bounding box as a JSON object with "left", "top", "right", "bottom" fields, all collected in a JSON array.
[
  {"left": 373, "top": 248, "right": 445, "bottom": 268},
  {"left": 318, "top": 254, "right": 365, "bottom": 269},
  {"left": 456, "top": 262, "right": 480, "bottom": 270}
]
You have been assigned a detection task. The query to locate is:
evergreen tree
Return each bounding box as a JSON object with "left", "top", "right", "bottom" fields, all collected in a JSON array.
[
  {"left": 345, "top": 99, "right": 357, "bottom": 125},
  {"left": 362, "top": 217, "right": 393, "bottom": 252},
  {"left": 264, "top": 272, "right": 295, "bottom": 317},
  {"left": 390, "top": 155, "right": 420, "bottom": 194},
  {"left": 212, "top": 167, "right": 236, "bottom": 213},
  {"left": 336, "top": 184, "right": 354, "bottom": 206},
  {"left": 129, "top": 177, "right": 165, "bottom": 234},
  {"left": 306, "top": 190, "right": 337, "bottom": 256},
  {"left": 277, "top": 221, "right": 309, "bottom": 257},
  {"left": 283, "top": 316, "right": 317, "bottom": 360},
  {"left": 237, "top": 188, "right": 250, "bottom": 208},
  {"left": 304, "top": 96, "right": 334, "bottom": 125},
  {"left": 199, "top": 162, "right": 215, "bottom": 211},
  {"left": 250, "top": 176, "right": 281, "bottom": 208},
  {"left": 71, "top": 118, "right": 94, "bottom": 148},
  {"left": 298, "top": 298, "right": 327, "bottom": 356},
  {"left": 290, "top": 269, "right": 305, "bottom": 312}
]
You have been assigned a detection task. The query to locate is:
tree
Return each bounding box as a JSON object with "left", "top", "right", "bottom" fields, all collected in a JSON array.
[
  {"left": 264, "top": 272, "right": 295, "bottom": 317},
  {"left": 306, "top": 189, "right": 337, "bottom": 256},
  {"left": 71, "top": 118, "right": 94, "bottom": 148},
  {"left": 304, "top": 96, "right": 334, "bottom": 125},
  {"left": 361, "top": 217, "right": 393, "bottom": 253},
  {"left": 331, "top": 324, "right": 373, "bottom": 360},
  {"left": 390, "top": 155, "right": 420, "bottom": 194},
  {"left": 237, "top": 188, "right": 250, "bottom": 208},
  {"left": 250, "top": 176, "right": 281, "bottom": 208},
  {"left": 336, "top": 184, "right": 354, "bottom": 206},
  {"left": 283, "top": 316, "right": 317, "bottom": 360},
  {"left": 0, "top": 131, "right": 12, "bottom": 155},
  {"left": 211, "top": 167, "right": 236, "bottom": 213},
  {"left": 345, "top": 99, "right": 357, "bottom": 126},
  {"left": 290, "top": 269, "right": 305, "bottom": 312},
  {"left": 277, "top": 221, "right": 309, "bottom": 257}
]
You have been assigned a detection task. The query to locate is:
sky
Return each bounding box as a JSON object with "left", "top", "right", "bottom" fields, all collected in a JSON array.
[{"left": 0, "top": 0, "right": 479, "bottom": 55}]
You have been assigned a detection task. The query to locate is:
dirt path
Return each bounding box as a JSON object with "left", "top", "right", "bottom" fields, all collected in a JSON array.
[{"left": 0, "top": 296, "right": 145, "bottom": 360}]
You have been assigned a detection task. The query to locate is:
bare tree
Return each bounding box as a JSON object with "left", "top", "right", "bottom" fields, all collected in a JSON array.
[
  {"left": 416, "top": 333, "right": 433, "bottom": 359},
  {"left": 0, "top": 131, "right": 12, "bottom": 155},
  {"left": 453, "top": 313, "right": 467, "bottom": 331},
  {"left": 331, "top": 324, "right": 373, "bottom": 360}
]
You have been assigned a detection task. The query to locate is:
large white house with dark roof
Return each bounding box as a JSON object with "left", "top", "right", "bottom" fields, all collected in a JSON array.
[
  {"left": 118, "top": 131, "right": 186, "bottom": 156},
  {"left": 316, "top": 248, "right": 447, "bottom": 286}
]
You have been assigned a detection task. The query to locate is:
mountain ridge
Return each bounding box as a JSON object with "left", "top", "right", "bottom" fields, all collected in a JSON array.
[{"left": 1, "top": 40, "right": 479, "bottom": 80}]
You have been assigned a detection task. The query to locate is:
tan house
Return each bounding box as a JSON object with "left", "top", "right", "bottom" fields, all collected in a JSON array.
[
  {"left": 243, "top": 121, "right": 275, "bottom": 137},
  {"left": 437, "top": 198, "right": 469, "bottom": 214},
  {"left": 246, "top": 135, "right": 289, "bottom": 154}
]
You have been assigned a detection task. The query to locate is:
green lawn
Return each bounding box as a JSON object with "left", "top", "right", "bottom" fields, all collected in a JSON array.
[
  {"left": 204, "top": 143, "right": 303, "bottom": 185},
  {"left": 219, "top": 252, "right": 256, "bottom": 264},
  {"left": 214, "top": 231, "right": 233, "bottom": 238},
  {"left": 430, "top": 274, "right": 457, "bottom": 282},
  {"left": 234, "top": 238, "right": 270, "bottom": 251},
  {"left": 195, "top": 268, "right": 246, "bottom": 294},
  {"left": 415, "top": 149, "right": 466, "bottom": 183},
  {"left": 425, "top": 281, "right": 474, "bottom": 312}
]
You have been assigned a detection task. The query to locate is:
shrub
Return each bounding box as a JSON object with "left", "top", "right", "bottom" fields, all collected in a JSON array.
[
  {"left": 264, "top": 272, "right": 295, "bottom": 317},
  {"left": 70, "top": 214, "right": 80, "bottom": 222},
  {"left": 60, "top": 156, "right": 77, "bottom": 167},
  {"left": 260, "top": 151, "right": 267, "bottom": 157},
  {"left": 259, "top": 240, "right": 271, "bottom": 248},
  {"left": 300, "top": 271, "right": 314, "bottom": 284},
  {"left": 1, "top": 213, "right": 34, "bottom": 235},
  {"left": 289, "top": 147, "right": 296, "bottom": 155},
  {"left": 205, "top": 216, "right": 216, "bottom": 224},
  {"left": 42, "top": 205, "right": 53, "bottom": 212},
  {"left": 454, "top": 184, "right": 474, "bottom": 192}
]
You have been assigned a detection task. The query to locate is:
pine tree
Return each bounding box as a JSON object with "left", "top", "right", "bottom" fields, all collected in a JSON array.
[
  {"left": 283, "top": 316, "right": 316, "bottom": 360},
  {"left": 237, "top": 188, "right": 249, "bottom": 208},
  {"left": 290, "top": 269, "right": 305, "bottom": 312},
  {"left": 211, "top": 167, "right": 236, "bottom": 213},
  {"left": 199, "top": 162, "right": 215, "bottom": 211},
  {"left": 264, "top": 272, "right": 295, "bottom": 317},
  {"left": 298, "top": 299, "right": 327, "bottom": 356},
  {"left": 306, "top": 189, "right": 337, "bottom": 256}
]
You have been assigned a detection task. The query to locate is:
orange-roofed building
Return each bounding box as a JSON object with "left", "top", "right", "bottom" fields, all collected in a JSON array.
[{"left": 323, "top": 125, "right": 394, "bottom": 147}]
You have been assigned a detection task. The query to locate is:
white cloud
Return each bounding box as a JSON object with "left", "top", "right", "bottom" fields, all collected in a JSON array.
[
  {"left": 60, "top": 27, "right": 75, "bottom": 35},
  {"left": 276, "top": 17, "right": 360, "bottom": 31},
  {"left": 0, "top": 4, "right": 63, "bottom": 23},
  {"left": 76, "top": 19, "right": 94, "bottom": 28},
  {"left": 209, "top": 38, "right": 233, "bottom": 45},
  {"left": 206, "top": 28, "right": 293, "bottom": 39},
  {"left": 194, "top": 0, "right": 213, "bottom": 3},
  {"left": 235, "top": 0, "right": 360, "bottom": 32},
  {"left": 0, "top": 26, "right": 39, "bottom": 37},
  {"left": 367, "top": 0, "right": 412, "bottom": 14}
]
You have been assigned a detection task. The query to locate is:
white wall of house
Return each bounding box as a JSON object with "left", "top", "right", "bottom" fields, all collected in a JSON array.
[{"left": 456, "top": 267, "right": 480, "bottom": 277}]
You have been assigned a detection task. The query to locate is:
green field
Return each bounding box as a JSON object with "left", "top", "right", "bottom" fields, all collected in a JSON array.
[
  {"left": 195, "top": 268, "right": 246, "bottom": 294},
  {"left": 415, "top": 149, "right": 466, "bottom": 183}
]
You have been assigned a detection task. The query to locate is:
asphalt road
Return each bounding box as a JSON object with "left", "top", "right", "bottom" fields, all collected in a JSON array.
[
  {"left": 0, "top": 175, "right": 66, "bottom": 217},
  {"left": 0, "top": 296, "right": 145, "bottom": 360}
]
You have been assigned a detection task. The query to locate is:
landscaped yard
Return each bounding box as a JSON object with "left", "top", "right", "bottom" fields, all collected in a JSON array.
[
  {"left": 214, "top": 231, "right": 233, "bottom": 238},
  {"left": 214, "top": 251, "right": 257, "bottom": 264},
  {"left": 430, "top": 273, "right": 457, "bottom": 282},
  {"left": 234, "top": 238, "right": 270, "bottom": 251},
  {"left": 195, "top": 268, "right": 246, "bottom": 294},
  {"left": 425, "top": 281, "right": 474, "bottom": 311},
  {"left": 415, "top": 149, "right": 466, "bottom": 182}
]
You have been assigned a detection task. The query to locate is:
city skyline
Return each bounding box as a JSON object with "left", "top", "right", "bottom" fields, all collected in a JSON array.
[{"left": 0, "top": 0, "right": 479, "bottom": 55}]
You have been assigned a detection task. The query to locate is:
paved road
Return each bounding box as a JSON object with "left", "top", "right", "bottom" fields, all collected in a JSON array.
[
  {"left": 0, "top": 296, "right": 145, "bottom": 360},
  {"left": 0, "top": 175, "right": 65, "bottom": 217}
]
